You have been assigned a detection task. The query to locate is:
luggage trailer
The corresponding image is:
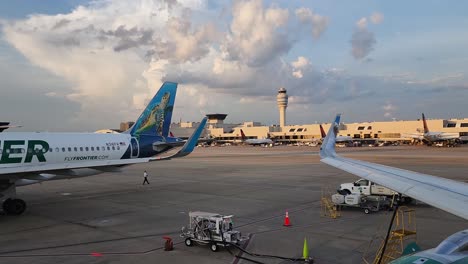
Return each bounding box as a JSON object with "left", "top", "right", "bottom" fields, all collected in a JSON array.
[
  {"left": 181, "top": 211, "right": 247, "bottom": 252},
  {"left": 332, "top": 193, "right": 392, "bottom": 214}
]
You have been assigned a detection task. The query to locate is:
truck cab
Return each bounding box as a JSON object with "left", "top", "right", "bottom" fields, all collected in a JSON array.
[{"left": 339, "top": 179, "right": 397, "bottom": 196}]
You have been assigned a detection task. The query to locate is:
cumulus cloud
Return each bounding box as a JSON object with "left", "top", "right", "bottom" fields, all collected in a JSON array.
[
  {"left": 350, "top": 12, "right": 384, "bottom": 60},
  {"left": 221, "top": 0, "right": 291, "bottom": 67},
  {"left": 356, "top": 17, "right": 367, "bottom": 30},
  {"left": 350, "top": 28, "right": 376, "bottom": 60},
  {"left": 295, "top": 7, "right": 329, "bottom": 39},
  {"left": 350, "top": 15, "right": 379, "bottom": 60},
  {"left": 5, "top": 1, "right": 434, "bottom": 129},
  {"left": 291, "top": 56, "right": 310, "bottom": 78}
]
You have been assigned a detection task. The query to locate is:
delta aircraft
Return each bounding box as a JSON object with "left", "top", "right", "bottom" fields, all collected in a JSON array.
[
  {"left": 0, "top": 82, "right": 207, "bottom": 215},
  {"left": 319, "top": 124, "right": 352, "bottom": 143},
  {"left": 240, "top": 129, "right": 273, "bottom": 146},
  {"left": 320, "top": 114, "right": 468, "bottom": 264},
  {"left": 404, "top": 113, "right": 460, "bottom": 145}
]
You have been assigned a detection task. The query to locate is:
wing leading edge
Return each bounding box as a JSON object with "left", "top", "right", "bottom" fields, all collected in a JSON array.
[{"left": 320, "top": 114, "right": 468, "bottom": 220}]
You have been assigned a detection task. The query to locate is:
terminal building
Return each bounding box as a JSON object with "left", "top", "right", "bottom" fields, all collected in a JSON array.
[{"left": 167, "top": 88, "right": 468, "bottom": 143}]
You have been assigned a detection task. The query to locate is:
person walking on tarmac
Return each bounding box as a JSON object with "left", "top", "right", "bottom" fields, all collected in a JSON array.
[{"left": 142, "top": 170, "right": 150, "bottom": 185}]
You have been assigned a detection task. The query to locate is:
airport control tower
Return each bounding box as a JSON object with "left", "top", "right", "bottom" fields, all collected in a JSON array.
[{"left": 277, "top": 88, "right": 288, "bottom": 127}]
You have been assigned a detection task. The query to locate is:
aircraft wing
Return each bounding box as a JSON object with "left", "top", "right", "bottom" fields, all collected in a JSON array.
[{"left": 320, "top": 114, "right": 468, "bottom": 220}]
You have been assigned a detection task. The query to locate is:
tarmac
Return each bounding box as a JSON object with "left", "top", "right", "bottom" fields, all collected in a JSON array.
[{"left": 0, "top": 145, "right": 467, "bottom": 264}]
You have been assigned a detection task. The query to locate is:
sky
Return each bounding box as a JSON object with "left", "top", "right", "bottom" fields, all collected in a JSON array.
[{"left": 1, "top": 0, "right": 468, "bottom": 132}]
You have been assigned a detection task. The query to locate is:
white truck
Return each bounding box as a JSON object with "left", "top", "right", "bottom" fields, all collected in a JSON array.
[
  {"left": 338, "top": 179, "right": 412, "bottom": 203},
  {"left": 338, "top": 179, "right": 396, "bottom": 196}
]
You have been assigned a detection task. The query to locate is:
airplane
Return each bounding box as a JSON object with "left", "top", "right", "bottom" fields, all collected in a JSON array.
[
  {"left": 240, "top": 129, "right": 273, "bottom": 146},
  {"left": 0, "top": 82, "right": 207, "bottom": 215},
  {"left": 320, "top": 114, "right": 468, "bottom": 264},
  {"left": 404, "top": 113, "right": 460, "bottom": 146},
  {"left": 320, "top": 124, "right": 352, "bottom": 143},
  {"left": 0, "top": 122, "right": 21, "bottom": 133}
]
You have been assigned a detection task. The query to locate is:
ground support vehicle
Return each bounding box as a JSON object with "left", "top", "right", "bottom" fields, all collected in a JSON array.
[
  {"left": 332, "top": 193, "right": 391, "bottom": 214},
  {"left": 181, "top": 211, "right": 246, "bottom": 252}
]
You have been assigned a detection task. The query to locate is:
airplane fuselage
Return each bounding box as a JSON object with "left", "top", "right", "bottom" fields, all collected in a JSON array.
[
  {"left": 423, "top": 132, "right": 459, "bottom": 142},
  {"left": 245, "top": 138, "right": 273, "bottom": 145},
  {"left": 0, "top": 132, "right": 180, "bottom": 184}
]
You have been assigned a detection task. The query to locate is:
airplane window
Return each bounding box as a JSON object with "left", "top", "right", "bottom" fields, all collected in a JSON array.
[
  {"left": 49, "top": 148, "right": 53, "bottom": 153},
  {"left": 97, "top": 147, "right": 100, "bottom": 151},
  {"left": 102, "top": 146, "right": 106, "bottom": 151},
  {"left": 91, "top": 147, "right": 94, "bottom": 151},
  {"left": 62, "top": 147, "right": 65, "bottom": 152},
  {"left": 107, "top": 147, "right": 110, "bottom": 150},
  {"left": 80, "top": 147, "right": 83, "bottom": 151},
  {"left": 112, "top": 146, "right": 115, "bottom": 150},
  {"left": 68, "top": 147, "right": 72, "bottom": 152},
  {"left": 85, "top": 147, "right": 89, "bottom": 151},
  {"left": 117, "top": 146, "right": 120, "bottom": 150},
  {"left": 74, "top": 147, "right": 78, "bottom": 152},
  {"left": 55, "top": 147, "right": 59, "bottom": 152}
]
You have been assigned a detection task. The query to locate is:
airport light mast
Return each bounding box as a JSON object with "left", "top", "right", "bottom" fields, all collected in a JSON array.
[{"left": 277, "top": 88, "right": 288, "bottom": 127}]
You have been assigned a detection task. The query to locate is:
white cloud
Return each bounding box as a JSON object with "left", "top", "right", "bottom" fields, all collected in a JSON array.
[
  {"left": 291, "top": 56, "right": 310, "bottom": 79},
  {"left": 222, "top": 0, "right": 291, "bottom": 67},
  {"left": 291, "top": 56, "right": 310, "bottom": 69},
  {"left": 370, "top": 12, "right": 384, "bottom": 25},
  {"left": 356, "top": 17, "right": 368, "bottom": 29},
  {"left": 383, "top": 102, "right": 396, "bottom": 111},
  {"left": 295, "top": 7, "right": 329, "bottom": 39}
]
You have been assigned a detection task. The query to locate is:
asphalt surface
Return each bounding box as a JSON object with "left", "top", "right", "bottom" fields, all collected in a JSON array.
[{"left": 0, "top": 145, "right": 467, "bottom": 264}]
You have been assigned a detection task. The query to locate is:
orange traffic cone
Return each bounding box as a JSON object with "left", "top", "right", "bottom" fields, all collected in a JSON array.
[{"left": 283, "top": 211, "right": 291, "bottom": 226}]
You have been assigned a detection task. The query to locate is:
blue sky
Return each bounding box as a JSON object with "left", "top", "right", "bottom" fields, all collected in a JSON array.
[{"left": 1, "top": 0, "right": 467, "bottom": 131}]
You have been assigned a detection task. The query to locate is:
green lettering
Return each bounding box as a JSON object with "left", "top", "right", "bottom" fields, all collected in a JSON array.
[
  {"left": 25, "top": 140, "right": 49, "bottom": 163},
  {"left": 0, "top": 140, "right": 25, "bottom": 164}
]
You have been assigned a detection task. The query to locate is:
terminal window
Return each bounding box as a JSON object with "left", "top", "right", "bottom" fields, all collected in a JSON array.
[
  {"left": 357, "top": 126, "right": 365, "bottom": 130},
  {"left": 461, "top": 123, "right": 468, "bottom": 127}
]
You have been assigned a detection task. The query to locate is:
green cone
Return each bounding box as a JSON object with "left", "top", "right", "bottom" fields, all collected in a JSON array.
[{"left": 303, "top": 237, "right": 309, "bottom": 259}]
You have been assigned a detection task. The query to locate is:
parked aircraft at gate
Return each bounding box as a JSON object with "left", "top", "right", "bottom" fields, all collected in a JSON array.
[
  {"left": 320, "top": 124, "right": 352, "bottom": 143},
  {"left": 320, "top": 114, "right": 468, "bottom": 264},
  {"left": 0, "top": 82, "right": 207, "bottom": 215},
  {"left": 240, "top": 129, "right": 273, "bottom": 146},
  {"left": 404, "top": 113, "right": 460, "bottom": 145}
]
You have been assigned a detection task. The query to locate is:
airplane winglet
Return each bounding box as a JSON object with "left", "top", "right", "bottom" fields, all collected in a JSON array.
[
  {"left": 319, "top": 114, "right": 341, "bottom": 159},
  {"left": 150, "top": 117, "right": 207, "bottom": 161}
]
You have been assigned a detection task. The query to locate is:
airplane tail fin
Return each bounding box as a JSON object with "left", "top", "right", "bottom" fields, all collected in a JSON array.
[
  {"left": 240, "top": 129, "right": 247, "bottom": 141},
  {"left": 128, "top": 82, "right": 178, "bottom": 137},
  {"left": 170, "top": 131, "right": 174, "bottom": 137},
  {"left": 319, "top": 124, "right": 327, "bottom": 138},
  {"left": 320, "top": 114, "right": 341, "bottom": 159},
  {"left": 422, "top": 113, "right": 429, "bottom": 133}
]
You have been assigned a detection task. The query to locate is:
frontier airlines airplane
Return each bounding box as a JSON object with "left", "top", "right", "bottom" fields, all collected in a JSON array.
[{"left": 0, "top": 82, "right": 207, "bottom": 215}]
